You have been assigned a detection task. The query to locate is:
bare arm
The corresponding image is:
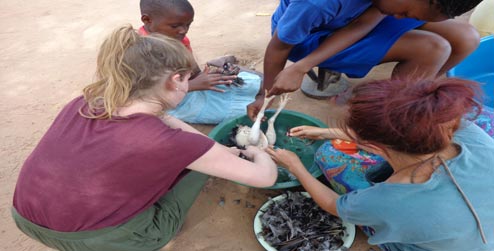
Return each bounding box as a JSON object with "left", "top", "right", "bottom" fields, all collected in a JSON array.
[
  {"left": 289, "top": 125, "right": 353, "bottom": 141},
  {"left": 246, "top": 31, "right": 293, "bottom": 120},
  {"left": 266, "top": 147, "right": 339, "bottom": 215},
  {"left": 161, "top": 114, "right": 202, "bottom": 134},
  {"left": 269, "top": 7, "right": 385, "bottom": 95},
  {"left": 289, "top": 101, "right": 353, "bottom": 141},
  {"left": 262, "top": 30, "right": 294, "bottom": 96},
  {"left": 162, "top": 114, "right": 278, "bottom": 187},
  {"left": 188, "top": 145, "right": 278, "bottom": 188}
]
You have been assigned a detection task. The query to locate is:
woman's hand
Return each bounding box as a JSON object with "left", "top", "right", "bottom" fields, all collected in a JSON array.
[
  {"left": 265, "top": 146, "right": 304, "bottom": 173},
  {"left": 225, "top": 146, "right": 241, "bottom": 156},
  {"left": 188, "top": 65, "right": 238, "bottom": 92},
  {"left": 288, "top": 126, "right": 328, "bottom": 140},
  {"left": 240, "top": 145, "right": 267, "bottom": 160}
]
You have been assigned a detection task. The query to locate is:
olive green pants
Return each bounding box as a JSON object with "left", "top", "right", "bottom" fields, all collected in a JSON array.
[{"left": 12, "top": 171, "right": 208, "bottom": 251}]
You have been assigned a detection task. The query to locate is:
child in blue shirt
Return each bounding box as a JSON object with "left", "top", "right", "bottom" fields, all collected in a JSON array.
[
  {"left": 140, "top": 0, "right": 261, "bottom": 124},
  {"left": 267, "top": 77, "right": 494, "bottom": 250},
  {"left": 248, "top": 0, "right": 484, "bottom": 120}
]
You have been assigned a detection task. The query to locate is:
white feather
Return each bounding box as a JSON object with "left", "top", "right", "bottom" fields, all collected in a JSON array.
[{"left": 235, "top": 125, "right": 252, "bottom": 147}]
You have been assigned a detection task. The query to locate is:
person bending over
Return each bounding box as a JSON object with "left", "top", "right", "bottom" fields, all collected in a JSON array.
[
  {"left": 12, "top": 25, "right": 277, "bottom": 251},
  {"left": 267, "top": 77, "right": 494, "bottom": 250},
  {"left": 248, "top": 0, "right": 483, "bottom": 120}
]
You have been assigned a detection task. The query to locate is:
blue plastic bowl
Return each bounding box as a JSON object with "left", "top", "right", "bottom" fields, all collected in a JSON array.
[
  {"left": 208, "top": 109, "right": 327, "bottom": 189},
  {"left": 447, "top": 35, "right": 494, "bottom": 108}
]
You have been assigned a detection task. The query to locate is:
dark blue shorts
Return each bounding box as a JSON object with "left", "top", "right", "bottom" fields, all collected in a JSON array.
[{"left": 276, "top": 16, "right": 424, "bottom": 78}]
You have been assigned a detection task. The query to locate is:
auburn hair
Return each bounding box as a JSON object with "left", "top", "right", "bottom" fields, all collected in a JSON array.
[{"left": 347, "top": 78, "right": 482, "bottom": 154}]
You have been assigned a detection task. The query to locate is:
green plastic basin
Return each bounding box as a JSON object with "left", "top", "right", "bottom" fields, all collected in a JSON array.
[{"left": 208, "top": 109, "right": 327, "bottom": 189}]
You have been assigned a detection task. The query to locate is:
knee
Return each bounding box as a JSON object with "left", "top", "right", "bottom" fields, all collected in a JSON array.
[
  {"left": 417, "top": 34, "right": 452, "bottom": 63},
  {"left": 451, "top": 23, "right": 480, "bottom": 55}
]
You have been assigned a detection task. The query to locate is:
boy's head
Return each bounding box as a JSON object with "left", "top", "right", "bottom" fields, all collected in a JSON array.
[
  {"left": 372, "top": 0, "right": 483, "bottom": 21},
  {"left": 140, "top": 0, "right": 194, "bottom": 41},
  {"left": 435, "top": 0, "right": 483, "bottom": 18}
]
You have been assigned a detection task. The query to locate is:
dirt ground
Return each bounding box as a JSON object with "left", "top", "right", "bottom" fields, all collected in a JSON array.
[{"left": 3, "top": 1, "right": 472, "bottom": 251}]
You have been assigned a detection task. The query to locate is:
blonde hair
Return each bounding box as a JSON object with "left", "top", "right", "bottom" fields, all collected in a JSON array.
[{"left": 81, "top": 24, "right": 194, "bottom": 119}]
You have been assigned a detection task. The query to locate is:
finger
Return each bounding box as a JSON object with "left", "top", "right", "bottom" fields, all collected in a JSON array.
[
  {"left": 208, "top": 73, "right": 236, "bottom": 78},
  {"left": 247, "top": 110, "right": 256, "bottom": 121},
  {"left": 229, "top": 146, "right": 240, "bottom": 153},
  {"left": 247, "top": 104, "right": 261, "bottom": 121},
  {"left": 203, "top": 64, "right": 210, "bottom": 74},
  {"left": 209, "top": 80, "right": 233, "bottom": 86},
  {"left": 289, "top": 127, "right": 304, "bottom": 135},
  {"left": 265, "top": 149, "right": 279, "bottom": 160},
  {"left": 288, "top": 130, "right": 305, "bottom": 138},
  {"left": 210, "top": 87, "right": 226, "bottom": 93},
  {"left": 266, "top": 88, "right": 276, "bottom": 97},
  {"left": 221, "top": 75, "right": 238, "bottom": 80},
  {"left": 206, "top": 73, "right": 224, "bottom": 80},
  {"left": 291, "top": 133, "right": 307, "bottom": 139},
  {"left": 266, "top": 146, "right": 280, "bottom": 155},
  {"left": 268, "top": 87, "right": 284, "bottom": 97},
  {"left": 265, "top": 147, "right": 274, "bottom": 155},
  {"left": 207, "top": 74, "right": 234, "bottom": 83},
  {"left": 290, "top": 126, "right": 304, "bottom": 132},
  {"left": 247, "top": 106, "right": 256, "bottom": 121}
]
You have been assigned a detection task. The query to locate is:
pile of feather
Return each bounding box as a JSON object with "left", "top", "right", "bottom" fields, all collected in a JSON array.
[{"left": 258, "top": 191, "right": 348, "bottom": 251}]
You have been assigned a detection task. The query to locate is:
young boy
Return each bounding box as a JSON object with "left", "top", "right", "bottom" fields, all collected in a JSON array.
[
  {"left": 140, "top": 0, "right": 261, "bottom": 124},
  {"left": 247, "top": 0, "right": 483, "bottom": 120}
]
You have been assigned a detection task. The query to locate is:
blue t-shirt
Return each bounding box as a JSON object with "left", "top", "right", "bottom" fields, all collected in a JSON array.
[
  {"left": 337, "top": 121, "right": 494, "bottom": 251},
  {"left": 272, "top": 0, "right": 372, "bottom": 45}
]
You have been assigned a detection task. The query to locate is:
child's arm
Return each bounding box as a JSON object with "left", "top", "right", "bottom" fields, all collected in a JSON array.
[
  {"left": 248, "top": 7, "right": 384, "bottom": 120},
  {"left": 269, "top": 7, "right": 385, "bottom": 95},
  {"left": 266, "top": 147, "right": 340, "bottom": 215},
  {"left": 262, "top": 30, "right": 295, "bottom": 97},
  {"left": 246, "top": 31, "right": 293, "bottom": 120}
]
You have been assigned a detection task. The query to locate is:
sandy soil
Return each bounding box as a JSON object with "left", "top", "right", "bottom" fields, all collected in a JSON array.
[{"left": 0, "top": 0, "right": 413, "bottom": 250}]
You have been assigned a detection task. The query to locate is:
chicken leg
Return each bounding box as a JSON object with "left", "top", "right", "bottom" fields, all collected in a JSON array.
[
  {"left": 249, "top": 91, "right": 275, "bottom": 146},
  {"left": 266, "top": 93, "right": 291, "bottom": 145}
]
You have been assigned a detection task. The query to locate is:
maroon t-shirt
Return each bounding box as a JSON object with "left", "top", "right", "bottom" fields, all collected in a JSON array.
[{"left": 13, "top": 96, "right": 214, "bottom": 231}]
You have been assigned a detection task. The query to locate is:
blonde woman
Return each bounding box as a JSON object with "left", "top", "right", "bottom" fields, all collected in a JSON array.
[{"left": 12, "top": 25, "right": 277, "bottom": 251}]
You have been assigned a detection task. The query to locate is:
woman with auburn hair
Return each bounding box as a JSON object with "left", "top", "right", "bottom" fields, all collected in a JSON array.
[
  {"left": 12, "top": 24, "right": 277, "bottom": 251},
  {"left": 267, "top": 78, "right": 494, "bottom": 250}
]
